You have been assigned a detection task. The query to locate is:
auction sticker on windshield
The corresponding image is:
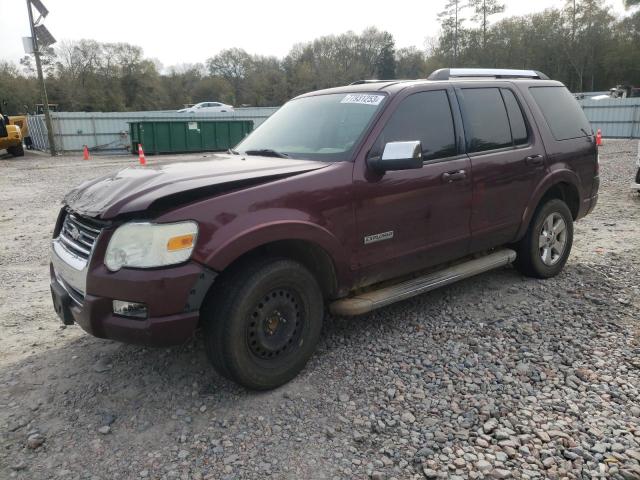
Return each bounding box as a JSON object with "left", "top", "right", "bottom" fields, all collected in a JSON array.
[{"left": 341, "top": 94, "right": 385, "bottom": 106}]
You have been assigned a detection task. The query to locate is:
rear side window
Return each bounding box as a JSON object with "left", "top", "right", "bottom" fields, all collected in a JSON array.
[
  {"left": 460, "top": 88, "right": 512, "bottom": 152},
  {"left": 501, "top": 89, "right": 528, "bottom": 145},
  {"left": 374, "top": 90, "right": 456, "bottom": 161},
  {"left": 529, "top": 86, "right": 591, "bottom": 140}
]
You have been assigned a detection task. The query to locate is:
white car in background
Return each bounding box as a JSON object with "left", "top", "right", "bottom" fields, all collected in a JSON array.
[{"left": 177, "top": 102, "right": 234, "bottom": 113}]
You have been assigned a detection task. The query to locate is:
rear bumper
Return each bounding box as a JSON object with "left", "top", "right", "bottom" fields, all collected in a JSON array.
[{"left": 579, "top": 175, "right": 599, "bottom": 218}]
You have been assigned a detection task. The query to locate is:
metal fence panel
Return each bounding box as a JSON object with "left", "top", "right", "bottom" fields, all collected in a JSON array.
[
  {"left": 578, "top": 98, "right": 640, "bottom": 138},
  {"left": 26, "top": 114, "right": 49, "bottom": 151},
  {"left": 31, "top": 107, "right": 280, "bottom": 153}
]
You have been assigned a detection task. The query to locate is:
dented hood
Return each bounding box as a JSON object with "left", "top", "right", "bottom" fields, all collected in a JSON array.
[{"left": 64, "top": 154, "right": 328, "bottom": 219}]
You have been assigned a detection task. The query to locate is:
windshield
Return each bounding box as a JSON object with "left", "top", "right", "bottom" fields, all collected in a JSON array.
[{"left": 236, "top": 92, "right": 387, "bottom": 161}]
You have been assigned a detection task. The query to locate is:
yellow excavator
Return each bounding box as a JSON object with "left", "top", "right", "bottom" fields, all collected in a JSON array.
[{"left": 0, "top": 112, "right": 24, "bottom": 157}]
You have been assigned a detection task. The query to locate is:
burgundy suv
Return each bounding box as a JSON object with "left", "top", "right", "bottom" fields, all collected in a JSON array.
[{"left": 50, "top": 68, "right": 599, "bottom": 389}]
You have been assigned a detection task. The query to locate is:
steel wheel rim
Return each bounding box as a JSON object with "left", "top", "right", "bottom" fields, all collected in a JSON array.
[
  {"left": 538, "top": 212, "right": 567, "bottom": 266},
  {"left": 246, "top": 288, "right": 303, "bottom": 360}
]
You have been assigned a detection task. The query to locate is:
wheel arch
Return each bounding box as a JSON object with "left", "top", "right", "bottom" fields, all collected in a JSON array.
[
  {"left": 516, "top": 173, "right": 581, "bottom": 240},
  {"left": 204, "top": 222, "right": 350, "bottom": 300}
]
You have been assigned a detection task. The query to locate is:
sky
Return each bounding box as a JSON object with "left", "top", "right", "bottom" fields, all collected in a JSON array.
[{"left": 0, "top": 0, "right": 630, "bottom": 70}]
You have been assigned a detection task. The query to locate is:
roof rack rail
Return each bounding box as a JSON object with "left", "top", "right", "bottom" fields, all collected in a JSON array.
[
  {"left": 428, "top": 68, "right": 549, "bottom": 81},
  {"left": 349, "top": 79, "right": 396, "bottom": 85}
]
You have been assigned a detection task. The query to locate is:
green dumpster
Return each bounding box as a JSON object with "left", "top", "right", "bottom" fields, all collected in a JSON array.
[{"left": 129, "top": 120, "right": 253, "bottom": 154}]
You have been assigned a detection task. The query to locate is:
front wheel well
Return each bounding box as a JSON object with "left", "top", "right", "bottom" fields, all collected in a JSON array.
[
  {"left": 212, "top": 240, "right": 339, "bottom": 300},
  {"left": 539, "top": 182, "right": 580, "bottom": 220}
]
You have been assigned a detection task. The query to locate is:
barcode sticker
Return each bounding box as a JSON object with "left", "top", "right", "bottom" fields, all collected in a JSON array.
[{"left": 341, "top": 94, "right": 385, "bottom": 106}]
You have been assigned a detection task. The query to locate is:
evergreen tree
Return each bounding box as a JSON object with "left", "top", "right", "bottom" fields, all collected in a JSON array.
[
  {"left": 469, "top": 0, "right": 505, "bottom": 48},
  {"left": 376, "top": 32, "right": 396, "bottom": 79},
  {"left": 438, "top": 0, "right": 468, "bottom": 66}
]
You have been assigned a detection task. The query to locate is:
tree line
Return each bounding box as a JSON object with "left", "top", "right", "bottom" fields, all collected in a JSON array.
[{"left": 0, "top": 0, "right": 638, "bottom": 115}]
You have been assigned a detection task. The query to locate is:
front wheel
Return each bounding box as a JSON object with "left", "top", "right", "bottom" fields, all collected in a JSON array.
[
  {"left": 515, "top": 199, "right": 574, "bottom": 278},
  {"left": 202, "top": 258, "right": 324, "bottom": 390}
]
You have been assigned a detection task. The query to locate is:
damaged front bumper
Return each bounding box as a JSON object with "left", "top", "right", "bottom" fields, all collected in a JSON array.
[
  {"left": 50, "top": 210, "right": 216, "bottom": 346},
  {"left": 50, "top": 261, "right": 216, "bottom": 346}
]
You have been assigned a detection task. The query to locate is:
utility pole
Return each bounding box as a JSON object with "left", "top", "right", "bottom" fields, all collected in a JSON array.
[{"left": 26, "top": 0, "right": 57, "bottom": 156}]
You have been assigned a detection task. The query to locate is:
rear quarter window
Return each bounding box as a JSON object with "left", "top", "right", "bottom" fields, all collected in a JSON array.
[{"left": 529, "top": 86, "right": 591, "bottom": 141}]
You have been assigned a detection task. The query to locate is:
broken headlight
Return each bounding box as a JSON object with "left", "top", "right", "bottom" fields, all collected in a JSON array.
[{"left": 104, "top": 221, "right": 198, "bottom": 272}]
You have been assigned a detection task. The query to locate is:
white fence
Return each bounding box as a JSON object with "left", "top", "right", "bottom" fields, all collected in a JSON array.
[
  {"left": 577, "top": 98, "right": 640, "bottom": 139},
  {"left": 27, "top": 107, "right": 280, "bottom": 153}
]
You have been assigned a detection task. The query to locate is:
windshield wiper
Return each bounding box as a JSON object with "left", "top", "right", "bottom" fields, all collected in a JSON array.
[
  {"left": 228, "top": 148, "right": 240, "bottom": 155},
  {"left": 244, "top": 149, "right": 289, "bottom": 158}
]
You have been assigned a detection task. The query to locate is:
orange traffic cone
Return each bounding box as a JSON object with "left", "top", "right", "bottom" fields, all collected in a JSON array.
[
  {"left": 83, "top": 145, "right": 90, "bottom": 160},
  {"left": 596, "top": 129, "right": 603, "bottom": 146},
  {"left": 138, "top": 144, "right": 146, "bottom": 166}
]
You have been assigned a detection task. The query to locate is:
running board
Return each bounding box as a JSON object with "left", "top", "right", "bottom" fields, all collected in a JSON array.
[{"left": 330, "top": 249, "right": 517, "bottom": 316}]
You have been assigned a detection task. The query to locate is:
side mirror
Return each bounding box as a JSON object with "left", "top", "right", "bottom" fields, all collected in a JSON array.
[{"left": 368, "top": 141, "right": 423, "bottom": 172}]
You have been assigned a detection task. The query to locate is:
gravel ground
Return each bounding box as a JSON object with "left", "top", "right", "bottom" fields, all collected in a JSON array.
[{"left": 1, "top": 142, "right": 639, "bottom": 480}]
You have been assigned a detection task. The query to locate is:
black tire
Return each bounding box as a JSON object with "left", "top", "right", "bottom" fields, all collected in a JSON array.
[
  {"left": 515, "top": 198, "right": 574, "bottom": 278},
  {"left": 202, "top": 258, "right": 324, "bottom": 390},
  {"left": 8, "top": 144, "right": 24, "bottom": 157}
]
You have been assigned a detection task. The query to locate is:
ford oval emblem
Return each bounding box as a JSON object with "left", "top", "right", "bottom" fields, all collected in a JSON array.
[{"left": 68, "top": 224, "right": 82, "bottom": 241}]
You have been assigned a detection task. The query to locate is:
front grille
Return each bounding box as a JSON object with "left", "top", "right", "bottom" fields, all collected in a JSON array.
[{"left": 58, "top": 211, "right": 104, "bottom": 260}]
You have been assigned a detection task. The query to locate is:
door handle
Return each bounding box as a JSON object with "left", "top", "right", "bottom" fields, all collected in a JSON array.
[
  {"left": 525, "top": 154, "right": 544, "bottom": 166},
  {"left": 442, "top": 170, "right": 466, "bottom": 182}
]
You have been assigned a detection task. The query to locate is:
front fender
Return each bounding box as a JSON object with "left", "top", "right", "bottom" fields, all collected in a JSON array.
[
  {"left": 197, "top": 213, "right": 351, "bottom": 288},
  {"left": 515, "top": 169, "right": 582, "bottom": 240}
]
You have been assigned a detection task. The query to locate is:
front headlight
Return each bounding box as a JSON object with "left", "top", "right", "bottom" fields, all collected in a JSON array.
[{"left": 105, "top": 221, "right": 198, "bottom": 272}]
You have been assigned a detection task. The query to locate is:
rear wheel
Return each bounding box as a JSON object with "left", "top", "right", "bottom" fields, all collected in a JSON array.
[
  {"left": 515, "top": 199, "right": 573, "bottom": 278},
  {"left": 202, "top": 258, "right": 324, "bottom": 390}
]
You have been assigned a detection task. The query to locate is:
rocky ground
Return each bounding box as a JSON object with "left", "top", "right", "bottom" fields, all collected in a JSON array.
[{"left": 0, "top": 142, "right": 639, "bottom": 480}]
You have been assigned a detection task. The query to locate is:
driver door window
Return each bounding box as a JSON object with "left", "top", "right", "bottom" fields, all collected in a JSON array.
[{"left": 373, "top": 90, "right": 457, "bottom": 161}]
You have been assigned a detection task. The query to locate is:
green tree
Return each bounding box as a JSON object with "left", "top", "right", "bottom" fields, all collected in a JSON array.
[
  {"left": 191, "top": 76, "right": 234, "bottom": 105},
  {"left": 562, "top": 0, "right": 615, "bottom": 91},
  {"left": 244, "top": 55, "right": 288, "bottom": 106},
  {"left": 0, "top": 61, "right": 39, "bottom": 114},
  {"left": 375, "top": 32, "right": 396, "bottom": 79},
  {"left": 162, "top": 63, "right": 206, "bottom": 109},
  {"left": 438, "top": 0, "right": 468, "bottom": 66},
  {"left": 468, "top": 0, "right": 505, "bottom": 48},
  {"left": 206, "top": 48, "right": 251, "bottom": 104},
  {"left": 395, "top": 47, "right": 428, "bottom": 78},
  {"left": 282, "top": 27, "right": 397, "bottom": 94}
]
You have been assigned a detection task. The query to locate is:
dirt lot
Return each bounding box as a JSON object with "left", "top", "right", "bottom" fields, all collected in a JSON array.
[{"left": 1, "top": 142, "right": 639, "bottom": 480}]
